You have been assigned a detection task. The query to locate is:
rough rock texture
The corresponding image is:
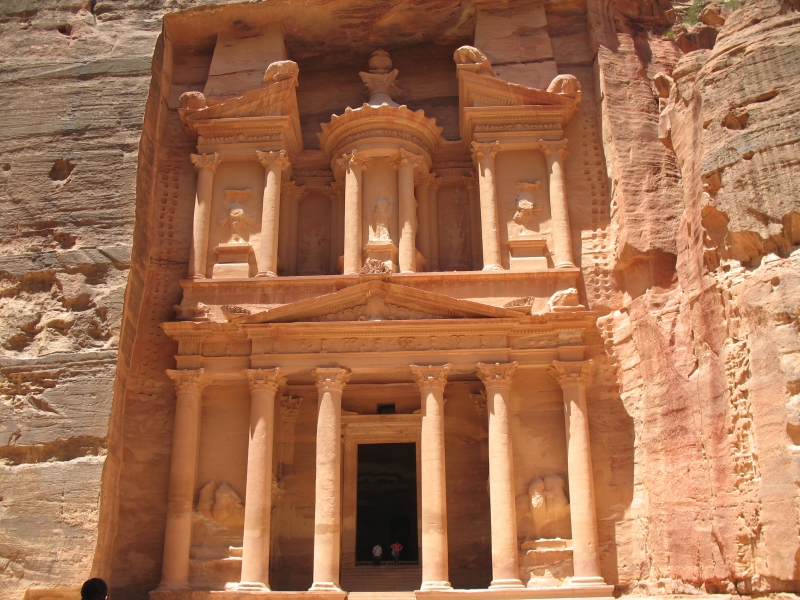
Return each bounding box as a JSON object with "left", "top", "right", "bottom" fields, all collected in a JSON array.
[{"left": 1, "top": 0, "right": 799, "bottom": 599}]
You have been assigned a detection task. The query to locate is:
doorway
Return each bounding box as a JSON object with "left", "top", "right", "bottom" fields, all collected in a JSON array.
[{"left": 355, "top": 443, "right": 419, "bottom": 563}]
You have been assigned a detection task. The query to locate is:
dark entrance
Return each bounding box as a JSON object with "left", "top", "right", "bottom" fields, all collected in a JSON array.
[{"left": 356, "top": 442, "right": 419, "bottom": 563}]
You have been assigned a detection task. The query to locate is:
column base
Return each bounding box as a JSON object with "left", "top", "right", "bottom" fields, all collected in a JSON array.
[
  {"left": 187, "top": 274, "right": 207, "bottom": 280},
  {"left": 420, "top": 581, "right": 452, "bottom": 591},
  {"left": 309, "top": 582, "right": 342, "bottom": 592},
  {"left": 554, "top": 261, "right": 576, "bottom": 269},
  {"left": 570, "top": 576, "right": 607, "bottom": 587},
  {"left": 155, "top": 582, "right": 191, "bottom": 591},
  {"left": 237, "top": 582, "right": 271, "bottom": 591},
  {"left": 489, "top": 579, "right": 525, "bottom": 589},
  {"left": 482, "top": 264, "right": 503, "bottom": 271},
  {"left": 255, "top": 271, "right": 278, "bottom": 278}
]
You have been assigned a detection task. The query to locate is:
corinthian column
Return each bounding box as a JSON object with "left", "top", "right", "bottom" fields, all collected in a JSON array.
[
  {"left": 414, "top": 171, "right": 431, "bottom": 268},
  {"left": 255, "top": 150, "right": 290, "bottom": 277},
  {"left": 548, "top": 361, "right": 605, "bottom": 585},
  {"left": 471, "top": 142, "right": 503, "bottom": 271},
  {"left": 410, "top": 364, "right": 452, "bottom": 590},
  {"left": 540, "top": 140, "right": 575, "bottom": 268},
  {"left": 159, "top": 369, "right": 206, "bottom": 589},
  {"left": 393, "top": 149, "right": 424, "bottom": 273},
  {"left": 310, "top": 367, "right": 350, "bottom": 591},
  {"left": 188, "top": 153, "right": 221, "bottom": 279},
  {"left": 476, "top": 362, "right": 523, "bottom": 589},
  {"left": 239, "top": 369, "right": 286, "bottom": 590},
  {"left": 428, "top": 175, "right": 442, "bottom": 271},
  {"left": 462, "top": 175, "right": 483, "bottom": 270},
  {"left": 338, "top": 151, "right": 372, "bottom": 274}
]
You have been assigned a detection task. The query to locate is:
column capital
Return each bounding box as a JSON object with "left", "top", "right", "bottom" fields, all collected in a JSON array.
[
  {"left": 324, "top": 181, "right": 345, "bottom": 201},
  {"left": 471, "top": 140, "right": 501, "bottom": 162},
  {"left": 256, "top": 149, "right": 290, "bottom": 170},
  {"left": 539, "top": 139, "right": 569, "bottom": 158},
  {"left": 476, "top": 362, "right": 518, "bottom": 390},
  {"left": 414, "top": 171, "right": 431, "bottom": 188},
  {"left": 337, "top": 149, "right": 372, "bottom": 172},
  {"left": 548, "top": 360, "right": 593, "bottom": 389},
  {"left": 166, "top": 368, "right": 206, "bottom": 394},
  {"left": 281, "top": 180, "right": 306, "bottom": 200},
  {"left": 410, "top": 364, "right": 451, "bottom": 391},
  {"left": 470, "top": 390, "right": 487, "bottom": 412},
  {"left": 314, "top": 367, "right": 350, "bottom": 393},
  {"left": 190, "top": 153, "right": 221, "bottom": 173},
  {"left": 280, "top": 395, "right": 302, "bottom": 420},
  {"left": 243, "top": 368, "right": 286, "bottom": 394},
  {"left": 427, "top": 174, "right": 442, "bottom": 193},
  {"left": 461, "top": 174, "right": 477, "bottom": 190},
  {"left": 391, "top": 148, "right": 424, "bottom": 169}
]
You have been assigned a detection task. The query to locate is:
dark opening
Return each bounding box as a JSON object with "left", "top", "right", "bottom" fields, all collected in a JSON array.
[
  {"left": 377, "top": 403, "right": 396, "bottom": 414},
  {"left": 356, "top": 443, "right": 418, "bottom": 563}
]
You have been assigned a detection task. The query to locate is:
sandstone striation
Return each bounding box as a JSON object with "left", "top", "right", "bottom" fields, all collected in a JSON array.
[{"left": 0, "top": 1, "right": 798, "bottom": 599}]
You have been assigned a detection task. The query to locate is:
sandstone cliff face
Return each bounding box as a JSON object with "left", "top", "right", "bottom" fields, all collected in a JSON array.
[{"left": 1, "top": 0, "right": 799, "bottom": 599}]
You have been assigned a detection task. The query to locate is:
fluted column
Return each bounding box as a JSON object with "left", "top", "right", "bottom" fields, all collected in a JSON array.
[
  {"left": 393, "top": 149, "right": 424, "bottom": 273},
  {"left": 239, "top": 369, "right": 286, "bottom": 590},
  {"left": 540, "top": 139, "right": 575, "bottom": 268},
  {"left": 160, "top": 369, "right": 207, "bottom": 589},
  {"left": 462, "top": 175, "right": 483, "bottom": 270},
  {"left": 414, "top": 171, "right": 432, "bottom": 268},
  {"left": 255, "top": 150, "right": 290, "bottom": 277},
  {"left": 338, "top": 151, "right": 372, "bottom": 274},
  {"left": 410, "top": 364, "right": 452, "bottom": 590},
  {"left": 428, "top": 175, "right": 442, "bottom": 271},
  {"left": 549, "top": 361, "right": 604, "bottom": 585},
  {"left": 310, "top": 367, "right": 350, "bottom": 591},
  {"left": 476, "top": 362, "right": 524, "bottom": 589},
  {"left": 188, "top": 153, "right": 221, "bottom": 279},
  {"left": 471, "top": 142, "right": 503, "bottom": 271}
]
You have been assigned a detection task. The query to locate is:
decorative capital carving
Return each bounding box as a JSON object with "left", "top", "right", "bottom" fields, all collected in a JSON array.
[
  {"left": 471, "top": 141, "right": 501, "bottom": 162},
  {"left": 414, "top": 171, "right": 431, "bottom": 188},
  {"left": 548, "top": 360, "right": 593, "bottom": 389},
  {"left": 461, "top": 175, "right": 477, "bottom": 190},
  {"left": 427, "top": 174, "right": 442, "bottom": 193},
  {"left": 476, "top": 362, "right": 518, "bottom": 390},
  {"left": 243, "top": 368, "right": 286, "bottom": 394},
  {"left": 337, "top": 150, "right": 372, "bottom": 173},
  {"left": 410, "top": 364, "right": 451, "bottom": 391},
  {"left": 190, "top": 153, "right": 221, "bottom": 173},
  {"left": 391, "top": 148, "right": 424, "bottom": 170},
  {"left": 256, "top": 150, "right": 290, "bottom": 170},
  {"left": 166, "top": 369, "right": 206, "bottom": 394},
  {"left": 325, "top": 181, "right": 346, "bottom": 201},
  {"left": 539, "top": 139, "right": 569, "bottom": 159},
  {"left": 314, "top": 367, "right": 350, "bottom": 393},
  {"left": 281, "top": 180, "right": 306, "bottom": 200},
  {"left": 280, "top": 395, "right": 302, "bottom": 420}
]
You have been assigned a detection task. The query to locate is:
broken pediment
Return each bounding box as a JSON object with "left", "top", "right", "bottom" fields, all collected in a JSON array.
[{"left": 240, "top": 280, "right": 520, "bottom": 324}]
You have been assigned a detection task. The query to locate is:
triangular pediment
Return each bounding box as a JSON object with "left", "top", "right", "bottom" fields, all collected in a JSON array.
[{"left": 240, "top": 280, "right": 520, "bottom": 324}]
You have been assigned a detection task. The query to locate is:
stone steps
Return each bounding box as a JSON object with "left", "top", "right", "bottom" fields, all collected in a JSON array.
[
  {"left": 347, "top": 593, "right": 417, "bottom": 600},
  {"left": 340, "top": 565, "right": 422, "bottom": 592}
]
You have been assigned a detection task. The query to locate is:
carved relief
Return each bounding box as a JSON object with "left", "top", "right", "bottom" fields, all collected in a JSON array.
[
  {"left": 359, "top": 258, "right": 392, "bottom": 275},
  {"left": 369, "top": 196, "right": 393, "bottom": 242},
  {"left": 192, "top": 480, "right": 245, "bottom": 560},
  {"left": 517, "top": 474, "right": 571, "bottom": 542},
  {"left": 510, "top": 182, "right": 543, "bottom": 234}
]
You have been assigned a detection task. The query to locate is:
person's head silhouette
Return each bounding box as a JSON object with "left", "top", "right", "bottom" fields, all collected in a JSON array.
[{"left": 81, "top": 578, "right": 109, "bottom": 600}]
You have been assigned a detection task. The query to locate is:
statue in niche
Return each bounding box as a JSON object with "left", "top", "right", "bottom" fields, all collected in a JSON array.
[
  {"left": 369, "top": 196, "right": 392, "bottom": 241},
  {"left": 191, "top": 480, "right": 246, "bottom": 559},
  {"left": 517, "top": 473, "right": 571, "bottom": 541},
  {"left": 219, "top": 207, "right": 255, "bottom": 243},
  {"left": 446, "top": 215, "right": 468, "bottom": 266},
  {"left": 510, "top": 181, "right": 542, "bottom": 234},
  {"left": 299, "top": 228, "right": 325, "bottom": 274}
]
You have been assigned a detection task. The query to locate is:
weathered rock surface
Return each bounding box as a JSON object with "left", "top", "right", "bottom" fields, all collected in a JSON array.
[{"left": 0, "top": 0, "right": 799, "bottom": 599}]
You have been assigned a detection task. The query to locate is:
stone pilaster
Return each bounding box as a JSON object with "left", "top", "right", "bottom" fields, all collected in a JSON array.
[
  {"left": 471, "top": 141, "right": 503, "bottom": 271},
  {"left": 410, "top": 364, "right": 452, "bottom": 590},
  {"left": 338, "top": 151, "right": 372, "bottom": 274},
  {"left": 427, "top": 175, "right": 442, "bottom": 271},
  {"left": 278, "top": 180, "right": 305, "bottom": 277},
  {"left": 159, "top": 369, "right": 207, "bottom": 590},
  {"left": 188, "top": 153, "right": 221, "bottom": 279},
  {"left": 476, "top": 362, "right": 524, "bottom": 589},
  {"left": 414, "top": 171, "right": 432, "bottom": 268},
  {"left": 238, "top": 369, "right": 286, "bottom": 590},
  {"left": 540, "top": 139, "right": 575, "bottom": 268},
  {"left": 462, "top": 174, "right": 483, "bottom": 270},
  {"left": 255, "top": 150, "right": 291, "bottom": 277},
  {"left": 548, "top": 360, "right": 604, "bottom": 585},
  {"left": 310, "top": 367, "right": 350, "bottom": 591}
]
